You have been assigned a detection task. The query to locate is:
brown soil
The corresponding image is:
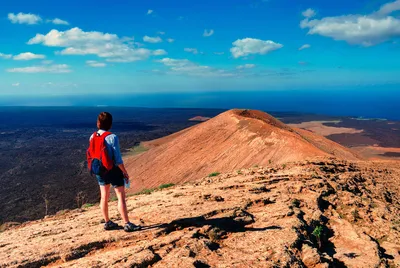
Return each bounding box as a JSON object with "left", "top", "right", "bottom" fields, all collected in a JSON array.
[
  {"left": 288, "top": 121, "right": 364, "bottom": 136},
  {"left": 352, "top": 146, "right": 400, "bottom": 160},
  {"left": 1, "top": 159, "right": 399, "bottom": 267},
  {"left": 124, "top": 109, "right": 360, "bottom": 193}
]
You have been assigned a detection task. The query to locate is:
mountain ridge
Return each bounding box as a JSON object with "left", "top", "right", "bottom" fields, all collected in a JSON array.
[{"left": 125, "top": 109, "right": 360, "bottom": 192}]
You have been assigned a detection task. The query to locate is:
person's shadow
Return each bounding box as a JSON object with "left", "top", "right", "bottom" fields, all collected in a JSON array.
[{"left": 139, "top": 210, "right": 281, "bottom": 237}]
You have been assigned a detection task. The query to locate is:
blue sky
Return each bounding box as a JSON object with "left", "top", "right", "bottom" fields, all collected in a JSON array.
[{"left": 0, "top": 0, "right": 400, "bottom": 98}]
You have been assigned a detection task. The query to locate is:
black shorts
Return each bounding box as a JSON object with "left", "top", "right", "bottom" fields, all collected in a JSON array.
[{"left": 96, "top": 166, "right": 125, "bottom": 188}]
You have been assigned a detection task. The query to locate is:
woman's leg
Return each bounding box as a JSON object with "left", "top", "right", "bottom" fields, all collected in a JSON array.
[
  {"left": 114, "top": 186, "right": 129, "bottom": 224},
  {"left": 100, "top": 185, "right": 111, "bottom": 222}
]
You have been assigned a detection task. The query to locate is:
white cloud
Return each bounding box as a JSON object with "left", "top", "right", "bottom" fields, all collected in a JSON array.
[
  {"left": 299, "top": 44, "right": 311, "bottom": 50},
  {"left": 302, "top": 8, "right": 316, "bottom": 18},
  {"left": 203, "top": 29, "right": 214, "bottom": 37},
  {"left": 121, "top": 36, "right": 134, "bottom": 42},
  {"left": 105, "top": 55, "right": 150, "bottom": 63},
  {"left": 28, "top": 27, "right": 156, "bottom": 62},
  {"left": 48, "top": 18, "right": 69, "bottom": 25},
  {"left": 184, "top": 48, "right": 199, "bottom": 54},
  {"left": 157, "top": 58, "right": 234, "bottom": 77},
  {"left": 167, "top": 38, "right": 174, "bottom": 43},
  {"left": 230, "top": 38, "right": 283, "bottom": 58},
  {"left": 214, "top": 52, "right": 225, "bottom": 55},
  {"left": 156, "top": 58, "right": 297, "bottom": 78},
  {"left": 153, "top": 49, "right": 167, "bottom": 56},
  {"left": 13, "top": 52, "right": 46, "bottom": 60},
  {"left": 377, "top": 0, "right": 400, "bottom": 16},
  {"left": 301, "top": 16, "right": 400, "bottom": 46},
  {"left": 158, "top": 31, "right": 165, "bottom": 35},
  {"left": 300, "top": 1, "right": 400, "bottom": 46},
  {"left": 0, "top": 53, "right": 12, "bottom": 59},
  {"left": 28, "top": 28, "right": 117, "bottom": 47},
  {"left": 8, "top": 12, "right": 42, "bottom": 24},
  {"left": 12, "top": 82, "right": 20, "bottom": 87},
  {"left": 7, "top": 64, "right": 71, "bottom": 73},
  {"left": 143, "top": 35, "right": 162, "bottom": 43},
  {"left": 147, "top": 10, "right": 153, "bottom": 15},
  {"left": 237, "top": 64, "right": 255, "bottom": 69},
  {"left": 157, "top": 58, "right": 191, "bottom": 67},
  {"left": 8, "top": 13, "right": 70, "bottom": 26},
  {"left": 42, "top": 60, "right": 53, "bottom": 64},
  {"left": 41, "top": 82, "right": 78, "bottom": 88},
  {"left": 86, "top": 60, "right": 106, "bottom": 67},
  {"left": 134, "top": 42, "right": 145, "bottom": 47}
]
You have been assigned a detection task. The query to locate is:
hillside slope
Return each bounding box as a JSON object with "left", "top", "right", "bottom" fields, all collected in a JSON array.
[
  {"left": 125, "top": 109, "right": 360, "bottom": 192},
  {"left": 1, "top": 159, "right": 399, "bottom": 267}
]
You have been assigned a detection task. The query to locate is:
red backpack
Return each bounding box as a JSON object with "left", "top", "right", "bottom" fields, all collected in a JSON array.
[{"left": 87, "top": 131, "right": 115, "bottom": 176}]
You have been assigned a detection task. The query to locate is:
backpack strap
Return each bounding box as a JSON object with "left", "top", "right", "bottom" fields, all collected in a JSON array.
[
  {"left": 96, "top": 131, "right": 112, "bottom": 138},
  {"left": 96, "top": 132, "right": 113, "bottom": 153},
  {"left": 103, "top": 131, "right": 112, "bottom": 138}
]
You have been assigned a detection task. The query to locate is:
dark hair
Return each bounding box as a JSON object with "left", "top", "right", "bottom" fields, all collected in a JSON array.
[{"left": 97, "top": 112, "right": 113, "bottom": 130}]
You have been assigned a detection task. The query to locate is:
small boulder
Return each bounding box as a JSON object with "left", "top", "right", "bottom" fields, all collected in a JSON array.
[{"left": 301, "top": 244, "right": 322, "bottom": 268}]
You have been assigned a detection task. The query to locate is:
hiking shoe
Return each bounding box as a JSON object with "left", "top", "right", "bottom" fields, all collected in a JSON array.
[
  {"left": 124, "top": 222, "right": 141, "bottom": 232},
  {"left": 104, "top": 220, "right": 119, "bottom": 230}
]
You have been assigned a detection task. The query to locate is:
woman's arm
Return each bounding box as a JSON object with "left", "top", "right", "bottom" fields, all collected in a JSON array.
[
  {"left": 118, "top": 164, "right": 130, "bottom": 180},
  {"left": 109, "top": 135, "right": 130, "bottom": 180}
]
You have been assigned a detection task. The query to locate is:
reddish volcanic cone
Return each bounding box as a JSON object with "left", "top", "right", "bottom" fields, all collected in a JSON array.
[{"left": 125, "top": 109, "right": 360, "bottom": 192}]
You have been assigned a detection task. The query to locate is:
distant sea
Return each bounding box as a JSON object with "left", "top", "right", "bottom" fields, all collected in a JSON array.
[{"left": 1, "top": 88, "right": 399, "bottom": 120}]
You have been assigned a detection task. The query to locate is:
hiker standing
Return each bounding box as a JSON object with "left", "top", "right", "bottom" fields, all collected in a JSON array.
[{"left": 87, "top": 112, "right": 140, "bottom": 232}]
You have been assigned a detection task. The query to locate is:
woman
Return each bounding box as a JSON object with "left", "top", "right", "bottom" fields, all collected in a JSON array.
[{"left": 90, "top": 112, "right": 140, "bottom": 232}]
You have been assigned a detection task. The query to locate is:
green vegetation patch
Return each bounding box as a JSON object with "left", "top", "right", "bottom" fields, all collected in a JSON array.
[
  {"left": 312, "top": 225, "right": 323, "bottom": 238},
  {"left": 125, "top": 143, "right": 149, "bottom": 156},
  {"left": 134, "top": 188, "right": 155, "bottom": 196},
  {"left": 82, "top": 203, "right": 95, "bottom": 209},
  {"left": 159, "top": 183, "right": 175, "bottom": 189},
  {"left": 208, "top": 172, "right": 221, "bottom": 177},
  {"left": 133, "top": 183, "right": 176, "bottom": 196}
]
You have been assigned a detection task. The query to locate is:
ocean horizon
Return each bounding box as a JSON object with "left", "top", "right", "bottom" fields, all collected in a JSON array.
[{"left": 1, "top": 88, "right": 399, "bottom": 121}]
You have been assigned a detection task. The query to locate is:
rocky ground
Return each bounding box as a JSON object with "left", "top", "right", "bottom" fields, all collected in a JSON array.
[{"left": 1, "top": 158, "right": 400, "bottom": 268}]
